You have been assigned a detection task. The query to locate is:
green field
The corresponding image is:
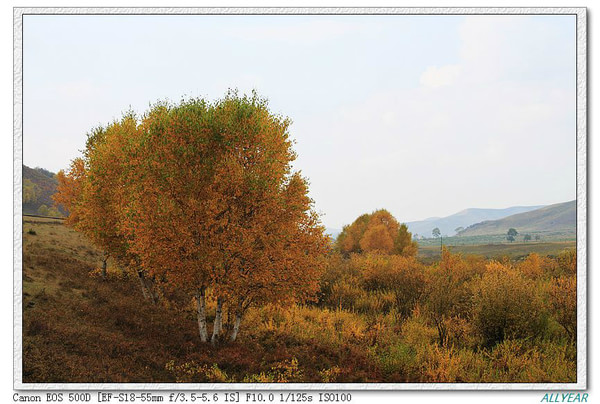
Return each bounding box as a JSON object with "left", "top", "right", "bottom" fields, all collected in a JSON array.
[
  {"left": 418, "top": 240, "right": 576, "bottom": 264},
  {"left": 417, "top": 232, "right": 576, "bottom": 247}
]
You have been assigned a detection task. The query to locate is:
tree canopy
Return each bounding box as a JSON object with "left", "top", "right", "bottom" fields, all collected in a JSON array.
[
  {"left": 335, "top": 209, "right": 417, "bottom": 256},
  {"left": 55, "top": 91, "right": 330, "bottom": 343}
]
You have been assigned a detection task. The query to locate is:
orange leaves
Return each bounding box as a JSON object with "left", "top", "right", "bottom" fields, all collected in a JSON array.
[
  {"left": 57, "top": 91, "right": 330, "bottom": 341},
  {"left": 336, "top": 209, "right": 418, "bottom": 257},
  {"left": 53, "top": 158, "right": 86, "bottom": 226},
  {"left": 360, "top": 225, "right": 395, "bottom": 254}
]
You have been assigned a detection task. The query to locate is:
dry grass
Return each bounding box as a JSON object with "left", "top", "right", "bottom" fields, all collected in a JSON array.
[{"left": 21, "top": 216, "right": 577, "bottom": 383}]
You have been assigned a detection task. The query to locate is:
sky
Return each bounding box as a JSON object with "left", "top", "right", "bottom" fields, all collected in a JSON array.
[{"left": 22, "top": 13, "right": 577, "bottom": 229}]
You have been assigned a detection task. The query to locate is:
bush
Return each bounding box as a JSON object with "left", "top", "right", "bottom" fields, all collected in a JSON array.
[
  {"left": 361, "top": 254, "right": 425, "bottom": 319},
  {"left": 423, "top": 248, "right": 474, "bottom": 345},
  {"left": 556, "top": 249, "right": 577, "bottom": 276},
  {"left": 547, "top": 275, "right": 577, "bottom": 341},
  {"left": 472, "top": 261, "right": 548, "bottom": 347}
]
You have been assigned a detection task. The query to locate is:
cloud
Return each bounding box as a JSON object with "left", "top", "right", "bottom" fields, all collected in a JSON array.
[{"left": 420, "top": 64, "right": 461, "bottom": 89}]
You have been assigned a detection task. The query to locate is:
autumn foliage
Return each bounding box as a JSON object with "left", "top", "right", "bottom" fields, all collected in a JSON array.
[
  {"left": 45, "top": 92, "right": 577, "bottom": 382},
  {"left": 54, "top": 92, "right": 330, "bottom": 343},
  {"left": 336, "top": 209, "right": 418, "bottom": 256}
]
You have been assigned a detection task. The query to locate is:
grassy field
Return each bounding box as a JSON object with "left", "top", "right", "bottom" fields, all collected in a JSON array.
[
  {"left": 418, "top": 241, "right": 577, "bottom": 265},
  {"left": 417, "top": 232, "right": 576, "bottom": 247},
  {"left": 21, "top": 216, "right": 377, "bottom": 382},
  {"left": 21, "top": 215, "right": 576, "bottom": 383}
]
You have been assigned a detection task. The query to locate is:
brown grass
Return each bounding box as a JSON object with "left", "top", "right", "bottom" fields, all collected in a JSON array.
[
  {"left": 21, "top": 217, "right": 576, "bottom": 383},
  {"left": 22, "top": 217, "right": 377, "bottom": 383}
]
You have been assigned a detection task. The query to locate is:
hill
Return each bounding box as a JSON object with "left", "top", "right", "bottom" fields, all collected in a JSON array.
[
  {"left": 405, "top": 205, "right": 544, "bottom": 238},
  {"left": 458, "top": 200, "right": 576, "bottom": 237},
  {"left": 23, "top": 165, "right": 65, "bottom": 216}
]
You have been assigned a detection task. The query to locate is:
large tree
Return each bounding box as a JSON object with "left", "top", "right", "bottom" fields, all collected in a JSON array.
[{"left": 113, "top": 92, "right": 329, "bottom": 343}]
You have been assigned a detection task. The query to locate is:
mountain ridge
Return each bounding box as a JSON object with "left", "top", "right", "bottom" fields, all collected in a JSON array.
[
  {"left": 405, "top": 204, "right": 545, "bottom": 238},
  {"left": 457, "top": 200, "right": 575, "bottom": 237}
]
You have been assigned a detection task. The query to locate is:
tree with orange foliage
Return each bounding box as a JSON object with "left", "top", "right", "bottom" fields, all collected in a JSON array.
[
  {"left": 115, "top": 92, "right": 330, "bottom": 343},
  {"left": 360, "top": 225, "right": 395, "bottom": 253},
  {"left": 336, "top": 209, "right": 417, "bottom": 257},
  {"left": 54, "top": 119, "right": 157, "bottom": 297}
]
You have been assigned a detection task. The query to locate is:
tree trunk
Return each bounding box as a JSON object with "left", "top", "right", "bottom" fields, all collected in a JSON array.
[
  {"left": 101, "top": 256, "right": 108, "bottom": 280},
  {"left": 229, "top": 310, "right": 243, "bottom": 342},
  {"left": 211, "top": 297, "right": 224, "bottom": 345},
  {"left": 137, "top": 270, "right": 150, "bottom": 300},
  {"left": 196, "top": 287, "right": 208, "bottom": 343},
  {"left": 225, "top": 307, "right": 233, "bottom": 335},
  {"left": 145, "top": 276, "right": 159, "bottom": 304}
]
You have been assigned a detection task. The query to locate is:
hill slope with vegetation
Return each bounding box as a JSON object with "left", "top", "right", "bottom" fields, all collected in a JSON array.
[
  {"left": 406, "top": 205, "right": 544, "bottom": 238},
  {"left": 23, "top": 165, "right": 65, "bottom": 216},
  {"left": 458, "top": 200, "right": 576, "bottom": 237}
]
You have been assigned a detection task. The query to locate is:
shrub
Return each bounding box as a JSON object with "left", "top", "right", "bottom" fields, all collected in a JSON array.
[
  {"left": 165, "top": 361, "right": 233, "bottom": 383},
  {"left": 472, "top": 261, "right": 548, "bottom": 347},
  {"left": 319, "top": 366, "right": 342, "bottom": 382},
  {"left": 423, "top": 249, "right": 474, "bottom": 345},
  {"left": 547, "top": 275, "right": 577, "bottom": 341},
  {"left": 361, "top": 254, "right": 425, "bottom": 319},
  {"left": 556, "top": 249, "right": 577, "bottom": 276}
]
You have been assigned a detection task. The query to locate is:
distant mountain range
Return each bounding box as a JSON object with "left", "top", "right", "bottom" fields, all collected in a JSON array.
[
  {"left": 405, "top": 205, "right": 545, "bottom": 238},
  {"left": 457, "top": 200, "right": 576, "bottom": 237}
]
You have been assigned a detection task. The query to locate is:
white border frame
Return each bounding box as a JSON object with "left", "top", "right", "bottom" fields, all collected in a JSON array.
[{"left": 13, "top": 6, "right": 587, "bottom": 391}]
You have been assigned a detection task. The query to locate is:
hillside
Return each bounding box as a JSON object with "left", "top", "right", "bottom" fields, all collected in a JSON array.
[
  {"left": 458, "top": 200, "right": 576, "bottom": 237},
  {"left": 405, "top": 205, "right": 544, "bottom": 237},
  {"left": 23, "top": 165, "right": 65, "bottom": 216}
]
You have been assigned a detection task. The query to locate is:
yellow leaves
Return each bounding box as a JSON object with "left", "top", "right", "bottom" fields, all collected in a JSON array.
[
  {"left": 319, "top": 366, "right": 342, "bottom": 383},
  {"left": 548, "top": 275, "right": 577, "bottom": 340},
  {"left": 360, "top": 224, "right": 395, "bottom": 254},
  {"left": 337, "top": 210, "right": 417, "bottom": 257}
]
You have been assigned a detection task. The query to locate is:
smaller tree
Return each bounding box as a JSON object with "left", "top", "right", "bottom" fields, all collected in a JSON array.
[
  {"left": 523, "top": 234, "right": 532, "bottom": 242},
  {"left": 506, "top": 228, "right": 518, "bottom": 243},
  {"left": 454, "top": 226, "right": 464, "bottom": 235},
  {"left": 432, "top": 227, "right": 442, "bottom": 252}
]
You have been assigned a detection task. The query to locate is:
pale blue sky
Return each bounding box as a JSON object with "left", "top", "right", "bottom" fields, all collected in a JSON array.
[{"left": 23, "top": 14, "right": 576, "bottom": 228}]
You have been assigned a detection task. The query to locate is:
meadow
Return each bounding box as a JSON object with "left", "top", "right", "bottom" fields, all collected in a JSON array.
[
  {"left": 22, "top": 215, "right": 577, "bottom": 383},
  {"left": 418, "top": 240, "right": 576, "bottom": 265}
]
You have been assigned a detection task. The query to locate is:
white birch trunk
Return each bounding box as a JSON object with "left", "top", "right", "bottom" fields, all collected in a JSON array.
[
  {"left": 211, "top": 297, "right": 223, "bottom": 345},
  {"left": 137, "top": 271, "right": 150, "bottom": 300},
  {"left": 145, "top": 277, "right": 158, "bottom": 304},
  {"left": 229, "top": 311, "right": 243, "bottom": 342},
  {"left": 196, "top": 288, "right": 208, "bottom": 343}
]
